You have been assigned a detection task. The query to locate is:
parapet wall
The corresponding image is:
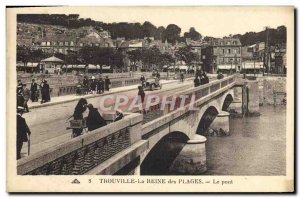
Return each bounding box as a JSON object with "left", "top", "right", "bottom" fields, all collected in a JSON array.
[{"left": 17, "top": 113, "right": 146, "bottom": 175}]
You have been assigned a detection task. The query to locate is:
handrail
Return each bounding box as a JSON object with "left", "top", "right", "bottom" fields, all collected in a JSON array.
[
  {"left": 17, "top": 113, "right": 142, "bottom": 175},
  {"left": 141, "top": 76, "right": 237, "bottom": 137}
]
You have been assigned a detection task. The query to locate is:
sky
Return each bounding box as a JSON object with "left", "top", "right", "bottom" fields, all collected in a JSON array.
[{"left": 15, "top": 6, "right": 293, "bottom": 37}]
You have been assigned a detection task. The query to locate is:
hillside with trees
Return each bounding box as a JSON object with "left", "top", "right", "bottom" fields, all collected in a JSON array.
[
  {"left": 17, "top": 14, "right": 201, "bottom": 43},
  {"left": 232, "top": 26, "right": 286, "bottom": 46}
]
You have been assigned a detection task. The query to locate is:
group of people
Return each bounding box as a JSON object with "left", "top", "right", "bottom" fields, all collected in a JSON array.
[
  {"left": 194, "top": 70, "right": 210, "bottom": 87},
  {"left": 81, "top": 75, "right": 111, "bottom": 95},
  {"left": 17, "top": 78, "right": 51, "bottom": 112},
  {"left": 69, "top": 98, "right": 124, "bottom": 138}
]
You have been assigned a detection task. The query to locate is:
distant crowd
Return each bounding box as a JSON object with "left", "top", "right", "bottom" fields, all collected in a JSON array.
[
  {"left": 78, "top": 75, "right": 111, "bottom": 95},
  {"left": 17, "top": 78, "right": 51, "bottom": 112}
]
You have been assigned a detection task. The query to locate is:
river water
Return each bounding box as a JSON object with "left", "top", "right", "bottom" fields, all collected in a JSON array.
[{"left": 205, "top": 105, "right": 286, "bottom": 175}]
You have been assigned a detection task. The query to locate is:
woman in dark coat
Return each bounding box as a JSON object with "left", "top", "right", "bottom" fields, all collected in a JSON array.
[
  {"left": 90, "top": 77, "right": 97, "bottom": 94},
  {"left": 41, "top": 80, "right": 50, "bottom": 103},
  {"left": 104, "top": 76, "right": 111, "bottom": 91},
  {"left": 86, "top": 104, "right": 107, "bottom": 131},
  {"left": 138, "top": 85, "right": 145, "bottom": 103},
  {"left": 72, "top": 98, "right": 88, "bottom": 137},
  {"left": 194, "top": 75, "right": 200, "bottom": 87}
]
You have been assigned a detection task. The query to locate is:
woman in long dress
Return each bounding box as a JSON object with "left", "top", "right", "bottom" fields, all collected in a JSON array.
[{"left": 72, "top": 98, "right": 88, "bottom": 137}]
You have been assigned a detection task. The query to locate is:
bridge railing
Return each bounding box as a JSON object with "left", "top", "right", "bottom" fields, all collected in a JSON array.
[
  {"left": 141, "top": 75, "right": 237, "bottom": 126},
  {"left": 17, "top": 113, "right": 144, "bottom": 175}
]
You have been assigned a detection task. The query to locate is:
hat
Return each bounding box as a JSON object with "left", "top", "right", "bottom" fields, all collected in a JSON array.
[
  {"left": 92, "top": 76, "right": 95, "bottom": 80},
  {"left": 17, "top": 106, "right": 25, "bottom": 113},
  {"left": 87, "top": 104, "right": 94, "bottom": 109}
]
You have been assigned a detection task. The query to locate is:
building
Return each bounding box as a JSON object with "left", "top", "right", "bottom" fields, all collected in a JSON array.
[
  {"left": 273, "top": 44, "right": 286, "bottom": 74},
  {"left": 241, "top": 42, "right": 265, "bottom": 73},
  {"left": 201, "top": 38, "right": 242, "bottom": 73},
  {"left": 34, "top": 26, "right": 114, "bottom": 54}
]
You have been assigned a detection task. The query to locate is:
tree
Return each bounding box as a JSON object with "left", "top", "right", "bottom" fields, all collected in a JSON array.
[
  {"left": 17, "top": 46, "right": 30, "bottom": 67},
  {"left": 158, "top": 53, "right": 174, "bottom": 76},
  {"left": 78, "top": 46, "right": 124, "bottom": 73},
  {"left": 175, "top": 46, "right": 197, "bottom": 72},
  {"left": 162, "top": 24, "right": 181, "bottom": 44},
  {"left": 184, "top": 27, "right": 202, "bottom": 41},
  {"left": 141, "top": 47, "right": 161, "bottom": 71},
  {"left": 127, "top": 49, "right": 142, "bottom": 70},
  {"left": 142, "top": 21, "right": 157, "bottom": 38}
]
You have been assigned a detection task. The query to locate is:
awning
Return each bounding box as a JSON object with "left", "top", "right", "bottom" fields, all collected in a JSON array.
[
  {"left": 41, "top": 56, "right": 64, "bottom": 63},
  {"left": 17, "top": 62, "right": 40, "bottom": 67},
  {"left": 241, "top": 62, "right": 264, "bottom": 69}
]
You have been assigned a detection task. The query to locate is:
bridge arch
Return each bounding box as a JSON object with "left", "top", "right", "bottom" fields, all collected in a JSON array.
[
  {"left": 222, "top": 93, "right": 234, "bottom": 111},
  {"left": 140, "top": 131, "right": 189, "bottom": 175},
  {"left": 196, "top": 106, "right": 219, "bottom": 135}
]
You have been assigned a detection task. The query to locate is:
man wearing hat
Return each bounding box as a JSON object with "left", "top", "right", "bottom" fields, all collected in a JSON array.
[
  {"left": 17, "top": 106, "right": 31, "bottom": 160},
  {"left": 22, "top": 84, "right": 30, "bottom": 112},
  {"left": 90, "top": 76, "right": 97, "bottom": 94},
  {"left": 40, "top": 79, "right": 50, "bottom": 104},
  {"left": 30, "top": 79, "right": 38, "bottom": 102}
]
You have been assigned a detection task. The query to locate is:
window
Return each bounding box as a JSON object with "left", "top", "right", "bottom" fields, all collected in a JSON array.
[
  {"left": 233, "top": 49, "right": 237, "bottom": 54},
  {"left": 227, "top": 49, "right": 231, "bottom": 54},
  {"left": 58, "top": 48, "right": 63, "bottom": 53},
  {"left": 233, "top": 41, "right": 237, "bottom": 45},
  {"left": 220, "top": 42, "right": 224, "bottom": 46},
  {"left": 41, "top": 41, "right": 46, "bottom": 46},
  {"left": 59, "top": 42, "right": 63, "bottom": 46},
  {"left": 222, "top": 49, "right": 225, "bottom": 54},
  {"left": 79, "top": 43, "right": 83, "bottom": 47},
  {"left": 53, "top": 41, "right": 57, "bottom": 46},
  {"left": 227, "top": 41, "right": 231, "bottom": 45},
  {"left": 65, "top": 41, "right": 69, "bottom": 46},
  {"left": 70, "top": 41, "right": 74, "bottom": 46},
  {"left": 46, "top": 41, "right": 51, "bottom": 46},
  {"left": 95, "top": 43, "right": 99, "bottom": 46}
]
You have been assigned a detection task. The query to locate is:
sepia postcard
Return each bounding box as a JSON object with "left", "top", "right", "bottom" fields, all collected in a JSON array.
[{"left": 6, "top": 6, "right": 294, "bottom": 193}]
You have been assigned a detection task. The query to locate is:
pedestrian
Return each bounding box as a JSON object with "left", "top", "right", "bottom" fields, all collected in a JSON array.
[
  {"left": 71, "top": 98, "right": 88, "bottom": 137},
  {"left": 194, "top": 75, "right": 200, "bottom": 87},
  {"left": 17, "top": 106, "right": 31, "bottom": 160},
  {"left": 30, "top": 79, "right": 38, "bottom": 102},
  {"left": 22, "top": 84, "right": 30, "bottom": 112},
  {"left": 83, "top": 76, "right": 89, "bottom": 94},
  {"left": 96, "top": 77, "right": 104, "bottom": 94},
  {"left": 114, "top": 109, "right": 124, "bottom": 122},
  {"left": 86, "top": 104, "right": 107, "bottom": 131},
  {"left": 104, "top": 76, "right": 111, "bottom": 91},
  {"left": 217, "top": 70, "right": 224, "bottom": 80},
  {"left": 90, "top": 76, "right": 97, "bottom": 94},
  {"left": 180, "top": 73, "right": 184, "bottom": 82},
  {"left": 156, "top": 71, "right": 160, "bottom": 79},
  {"left": 17, "top": 84, "right": 24, "bottom": 108},
  {"left": 98, "top": 77, "right": 104, "bottom": 94},
  {"left": 203, "top": 72, "right": 209, "bottom": 84},
  {"left": 199, "top": 71, "right": 205, "bottom": 85},
  {"left": 138, "top": 85, "right": 145, "bottom": 103},
  {"left": 40, "top": 80, "right": 50, "bottom": 104},
  {"left": 140, "top": 75, "right": 146, "bottom": 88}
]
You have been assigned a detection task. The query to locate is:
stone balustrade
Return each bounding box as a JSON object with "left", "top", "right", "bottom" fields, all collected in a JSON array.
[{"left": 17, "top": 113, "right": 146, "bottom": 175}]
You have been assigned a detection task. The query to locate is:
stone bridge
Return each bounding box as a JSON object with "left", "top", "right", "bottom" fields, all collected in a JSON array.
[{"left": 17, "top": 75, "right": 259, "bottom": 175}]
